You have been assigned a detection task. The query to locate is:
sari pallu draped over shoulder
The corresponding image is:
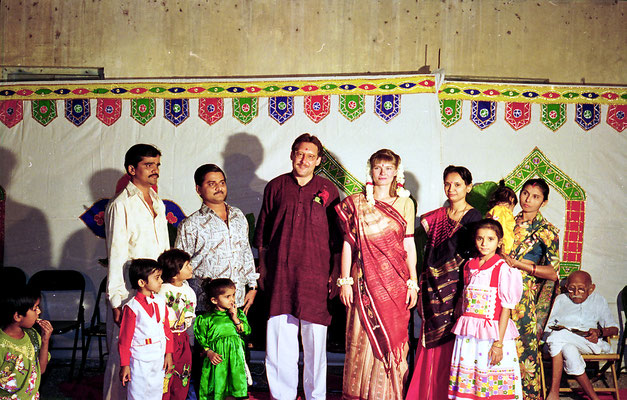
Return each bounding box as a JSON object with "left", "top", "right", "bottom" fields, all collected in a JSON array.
[{"left": 335, "top": 194, "right": 410, "bottom": 368}]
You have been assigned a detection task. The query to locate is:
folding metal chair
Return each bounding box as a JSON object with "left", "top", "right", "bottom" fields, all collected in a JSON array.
[
  {"left": 28, "top": 269, "right": 85, "bottom": 380},
  {"left": 78, "top": 277, "right": 108, "bottom": 377}
]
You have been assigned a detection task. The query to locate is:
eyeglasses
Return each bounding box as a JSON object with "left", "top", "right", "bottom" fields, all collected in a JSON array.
[{"left": 293, "top": 151, "right": 318, "bottom": 162}]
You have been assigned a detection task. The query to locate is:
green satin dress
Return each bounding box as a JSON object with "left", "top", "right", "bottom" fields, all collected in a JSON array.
[{"left": 194, "top": 309, "right": 251, "bottom": 399}]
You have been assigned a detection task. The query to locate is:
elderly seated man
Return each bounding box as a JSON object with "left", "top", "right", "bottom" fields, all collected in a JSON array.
[{"left": 544, "top": 270, "right": 619, "bottom": 400}]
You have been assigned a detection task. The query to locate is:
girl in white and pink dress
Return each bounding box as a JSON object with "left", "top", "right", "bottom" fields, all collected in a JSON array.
[{"left": 448, "top": 218, "right": 523, "bottom": 400}]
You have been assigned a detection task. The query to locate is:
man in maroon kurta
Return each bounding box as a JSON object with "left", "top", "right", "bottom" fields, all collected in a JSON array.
[{"left": 254, "top": 133, "right": 340, "bottom": 400}]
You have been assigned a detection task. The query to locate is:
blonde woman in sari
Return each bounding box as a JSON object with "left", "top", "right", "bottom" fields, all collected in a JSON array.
[{"left": 335, "top": 149, "right": 418, "bottom": 400}]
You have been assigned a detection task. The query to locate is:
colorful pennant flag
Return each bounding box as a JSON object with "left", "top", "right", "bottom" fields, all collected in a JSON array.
[
  {"left": 96, "top": 99, "right": 122, "bottom": 126},
  {"left": 65, "top": 99, "right": 90, "bottom": 127},
  {"left": 130, "top": 98, "right": 156, "bottom": 125},
  {"left": 339, "top": 95, "right": 365, "bottom": 122},
  {"left": 541, "top": 103, "right": 566, "bottom": 132},
  {"left": 575, "top": 104, "right": 600, "bottom": 131},
  {"left": 32, "top": 100, "right": 57, "bottom": 126},
  {"left": 198, "top": 98, "right": 224, "bottom": 125},
  {"left": 269, "top": 96, "right": 294, "bottom": 125},
  {"left": 374, "top": 94, "right": 400, "bottom": 123},
  {"left": 504, "top": 102, "right": 531, "bottom": 131},
  {"left": 606, "top": 104, "right": 626, "bottom": 133},
  {"left": 232, "top": 97, "right": 258, "bottom": 125},
  {"left": 470, "top": 101, "right": 496, "bottom": 130},
  {"left": 439, "top": 99, "right": 462, "bottom": 127},
  {"left": 164, "top": 99, "right": 189, "bottom": 126},
  {"left": 304, "top": 95, "right": 330, "bottom": 123},
  {"left": 0, "top": 100, "right": 23, "bottom": 128}
]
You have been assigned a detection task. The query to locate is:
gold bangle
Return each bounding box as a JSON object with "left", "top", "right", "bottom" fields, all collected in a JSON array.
[{"left": 492, "top": 341, "right": 503, "bottom": 348}]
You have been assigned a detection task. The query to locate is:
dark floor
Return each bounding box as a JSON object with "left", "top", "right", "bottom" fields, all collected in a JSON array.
[{"left": 40, "top": 357, "right": 626, "bottom": 399}]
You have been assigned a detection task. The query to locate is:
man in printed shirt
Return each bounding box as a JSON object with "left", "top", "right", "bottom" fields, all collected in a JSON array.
[
  {"left": 175, "top": 163, "right": 259, "bottom": 313},
  {"left": 103, "top": 144, "right": 170, "bottom": 400},
  {"left": 254, "top": 133, "right": 340, "bottom": 400}
]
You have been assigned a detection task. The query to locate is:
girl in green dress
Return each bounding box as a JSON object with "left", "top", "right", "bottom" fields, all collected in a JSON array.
[{"left": 194, "top": 278, "right": 251, "bottom": 400}]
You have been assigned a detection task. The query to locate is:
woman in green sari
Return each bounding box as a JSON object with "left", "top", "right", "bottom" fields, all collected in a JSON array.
[{"left": 504, "top": 178, "right": 559, "bottom": 400}]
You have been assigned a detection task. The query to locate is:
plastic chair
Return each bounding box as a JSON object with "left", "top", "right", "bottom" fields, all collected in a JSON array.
[
  {"left": 28, "top": 269, "right": 85, "bottom": 380},
  {"left": 0, "top": 266, "right": 27, "bottom": 288},
  {"left": 79, "top": 277, "right": 108, "bottom": 377}
]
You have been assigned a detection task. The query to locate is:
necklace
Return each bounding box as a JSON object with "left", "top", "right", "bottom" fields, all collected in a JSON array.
[{"left": 447, "top": 204, "right": 469, "bottom": 224}]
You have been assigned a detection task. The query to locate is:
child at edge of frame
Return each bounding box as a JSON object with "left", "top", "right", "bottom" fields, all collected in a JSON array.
[
  {"left": 118, "top": 258, "right": 174, "bottom": 400},
  {"left": 194, "top": 277, "right": 252, "bottom": 400},
  {"left": 0, "top": 284, "right": 53, "bottom": 399}
]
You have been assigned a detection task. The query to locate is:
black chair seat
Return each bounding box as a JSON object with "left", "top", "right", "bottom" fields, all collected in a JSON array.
[{"left": 51, "top": 320, "right": 82, "bottom": 335}]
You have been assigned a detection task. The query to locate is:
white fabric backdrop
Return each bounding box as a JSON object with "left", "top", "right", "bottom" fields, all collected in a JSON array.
[{"left": 1, "top": 78, "right": 625, "bottom": 352}]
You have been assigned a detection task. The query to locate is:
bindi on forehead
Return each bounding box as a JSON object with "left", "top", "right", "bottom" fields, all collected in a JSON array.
[{"left": 296, "top": 143, "right": 319, "bottom": 154}]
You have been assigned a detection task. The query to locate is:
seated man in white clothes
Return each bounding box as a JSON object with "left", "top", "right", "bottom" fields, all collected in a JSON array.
[{"left": 544, "top": 270, "right": 618, "bottom": 400}]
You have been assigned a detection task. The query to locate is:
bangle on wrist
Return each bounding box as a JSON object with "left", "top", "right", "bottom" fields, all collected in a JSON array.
[
  {"left": 234, "top": 320, "right": 242, "bottom": 326},
  {"left": 531, "top": 264, "right": 537, "bottom": 276},
  {"left": 406, "top": 279, "right": 419, "bottom": 291},
  {"left": 337, "top": 277, "right": 354, "bottom": 287},
  {"left": 492, "top": 341, "right": 503, "bottom": 348}
]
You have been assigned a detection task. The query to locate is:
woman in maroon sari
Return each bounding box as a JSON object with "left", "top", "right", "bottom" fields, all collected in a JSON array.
[
  {"left": 406, "top": 165, "right": 482, "bottom": 399},
  {"left": 336, "top": 149, "right": 418, "bottom": 399}
]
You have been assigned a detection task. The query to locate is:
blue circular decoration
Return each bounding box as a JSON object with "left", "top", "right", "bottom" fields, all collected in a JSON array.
[
  {"left": 112, "top": 88, "right": 128, "bottom": 94},
  {"left": 168, "top": 87, "right": 185, "bottom": 94},
  {"left": 399, "top": 82, "right": 416, "bottom": 89},
  {"left": 208, "top": 104, "right": 215, "bottom": 113},
  {"left": 513, "top": 109, "right": 522, "bottom": 118},
  {"left": 617, "top": 111, "right": 625, "bottom": 119},
  {"left": 581, "top": 92, "right": 599, "bottom": 99},
  {"left": 282, "top": 86, "right": 299, "bottom": 92},
  {"left": 6, "top": 107, "right": 13, "bottom": 115},
  {"left": 339, "top": 84, "right": 357, "bottom": 90},
  {"left": 0, "top": 90, "right": 16, "bottom": 96},
  {"left": 226, "top": 86, "right": 245, "bottom": 93},
  {"left": 105, "top": 105, "right": 113, "bottom": 113},
  {"left": 54, "top": 88, "right": 71, "bottom": 95},
  {"left": 522, "top": 91, "right": 539, "bottom": 98},
  {"left": 313, "top": 102, "right": 321, "bottom": 111}
]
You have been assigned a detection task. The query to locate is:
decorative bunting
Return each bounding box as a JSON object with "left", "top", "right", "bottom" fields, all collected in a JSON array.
[
  {"left": 269, "top": 96, "right": 294, "bottom": 125},
  {"left": 339, "top": 95, "right": 365, "bottom": 121},
  {"left": 198, "top": 98, "right": 224, "bottom": 125},
  {"left": 470, "top": 100, "right": 496, "bottom": 130},
  {"left": 606, "top": 104, "right": 627, "bottom": 133},
  {"left": 163, "top": 200, "right": 186, "bottom": 228},
  {"left": 439, "top": 99, "right": 462, "bottom": 127},
  {"left": 65, "top": 99, "right": 90, "bottom": 127},
  {"left": 130, "top": 98, "right": 156, "bottom": 125},
  {"left": 504, "top": 102, "right": 531, "bottom": 131},
  {"left": 164, "top": 99, "right": 189, "bottom": 126},
  {"left": 541, "top": 103, "right": 566, "bottom": 131},
  {"left": 32, "top": 100, "right": 57, "bottom": 126},
  {"left": 232, "top": 97, "right": 258, "bottom": 125},
  {"left": 575, "top": 104, "right": 600, "bottom": 131},
  {"left": 374, "top": 94, "right": 400, "bottom": 123},
  {"left": 96, "top": 99, "right": 122, "bottom": 126},
  {"left": 304, "top": 95, "right": 330, "bottom": 123},
  {"left": 0, "top": 100, "right": 23, "bottom": 128}
]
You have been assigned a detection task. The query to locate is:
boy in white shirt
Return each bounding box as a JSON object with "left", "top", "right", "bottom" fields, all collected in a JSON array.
[{"left": 545, "top": 271, "right": 619, "bottom": 400}]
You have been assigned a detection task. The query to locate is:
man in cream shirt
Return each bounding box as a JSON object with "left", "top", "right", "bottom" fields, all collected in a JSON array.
[{"left": 103, "top": 144, "right": 170, "bottom": 400}]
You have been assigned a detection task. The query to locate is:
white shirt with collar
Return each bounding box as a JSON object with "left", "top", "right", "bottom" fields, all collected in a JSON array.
[{"left": 105, "top": 181, "right": 170, "bottom": 308}]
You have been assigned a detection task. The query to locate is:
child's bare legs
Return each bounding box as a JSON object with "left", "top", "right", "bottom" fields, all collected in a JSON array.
[{"left": 547, "top": 352, "right": 600, "bottom": 400}]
